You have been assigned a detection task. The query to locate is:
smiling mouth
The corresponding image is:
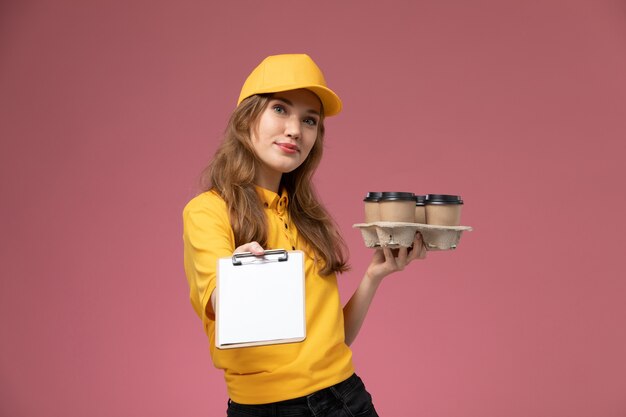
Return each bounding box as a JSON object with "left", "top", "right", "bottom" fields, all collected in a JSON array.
[{"left": 275, "top": 142, "right": 299, "bottom": 153}]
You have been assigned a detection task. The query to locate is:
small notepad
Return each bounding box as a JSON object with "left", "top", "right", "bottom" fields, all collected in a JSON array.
[{"left": 215, "top": 250, "right": 306, "bottom": 349}]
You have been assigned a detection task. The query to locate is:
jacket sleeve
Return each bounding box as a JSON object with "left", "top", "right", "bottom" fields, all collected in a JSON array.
[{"left": 182, "top": 191, "right": 235, "bottom": 322}]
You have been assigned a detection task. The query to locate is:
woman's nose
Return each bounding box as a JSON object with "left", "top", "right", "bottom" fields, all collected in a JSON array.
[{"left": 284, "top": 116, "right": 301, "bottom": 139}]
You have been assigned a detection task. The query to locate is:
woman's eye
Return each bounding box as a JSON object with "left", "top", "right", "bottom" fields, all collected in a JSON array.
[
  {"left": 303, "top": 118, "right": 317, "bottom": 126},
  {"left": 272, "top": 105, "right": 286, "bottom": 114}
]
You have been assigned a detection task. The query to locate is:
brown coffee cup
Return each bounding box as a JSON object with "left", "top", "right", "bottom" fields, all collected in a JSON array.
[
  {"left": 379, "top": 192, "right": 416, "bottom": 223},
  {"left": 363, "top": 192, "right": 382, "bottom": 223},
  {"left": 425, "top": 194, "right": 463, "bottom": 226},
  {"left": 414, "top": 195, "right": 426, "bottom": 224}
]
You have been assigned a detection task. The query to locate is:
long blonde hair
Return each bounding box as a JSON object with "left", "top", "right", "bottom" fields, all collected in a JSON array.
[{"left": 200, "top": 94, "right": 349, "bottom": 275}]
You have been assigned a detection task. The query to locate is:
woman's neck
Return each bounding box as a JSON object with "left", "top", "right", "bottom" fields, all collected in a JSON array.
[{"left": 254, "top": 167, "right": 282, "bottom": 193}]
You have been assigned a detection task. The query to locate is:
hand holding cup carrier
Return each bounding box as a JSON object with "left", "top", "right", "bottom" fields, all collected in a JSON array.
[{"left": 355, "top": 192, "right": 473, "bottom": 250}]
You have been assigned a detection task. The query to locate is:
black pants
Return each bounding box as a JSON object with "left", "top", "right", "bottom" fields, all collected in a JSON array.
[{"left": 226, "top": 373, "right": 379, "bottom": 417}]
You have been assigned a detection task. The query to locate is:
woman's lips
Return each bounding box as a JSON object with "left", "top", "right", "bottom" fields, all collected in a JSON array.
[{"left": 275, "top": 142, "right": 299, "bottom": 154}]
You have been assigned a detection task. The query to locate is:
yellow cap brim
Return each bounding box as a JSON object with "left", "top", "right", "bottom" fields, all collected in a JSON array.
[{"left": 238, "top": 85, "right": 342, "bottom": 117}]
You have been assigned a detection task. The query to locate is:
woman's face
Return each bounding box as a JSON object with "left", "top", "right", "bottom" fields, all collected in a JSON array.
[{"left": 250, "top": 89, "right": 321, "bottom": 189}]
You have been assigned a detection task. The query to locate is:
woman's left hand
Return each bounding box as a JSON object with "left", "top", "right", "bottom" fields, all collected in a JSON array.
[{"left": 366, "top": 233, "right": 427, "bottom": 282}]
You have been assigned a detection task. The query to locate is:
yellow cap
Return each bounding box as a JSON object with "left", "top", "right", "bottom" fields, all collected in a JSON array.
[{"left": 237, "top": 54, "right": 342, "bottom": 116}]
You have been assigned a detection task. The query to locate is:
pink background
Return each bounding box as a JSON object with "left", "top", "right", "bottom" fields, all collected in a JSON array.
[{"left": 2, "top": 1, "right": 625, "bottom": 416}]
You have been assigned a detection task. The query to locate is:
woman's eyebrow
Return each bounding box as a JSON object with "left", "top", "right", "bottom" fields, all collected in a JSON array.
[{"left": 273, "top": 96, "right": 321, "bottom": 116}]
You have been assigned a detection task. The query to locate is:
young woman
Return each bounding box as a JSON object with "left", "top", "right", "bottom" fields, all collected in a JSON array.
[{"left": 183, "top": 54, "right": 426, "bottom": 417}]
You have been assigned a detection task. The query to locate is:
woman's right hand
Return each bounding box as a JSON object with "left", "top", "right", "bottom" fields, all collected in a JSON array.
[
  {"left": 233, "top": 241, "right": 265, "bottom": 255},
  {"left": 210, "top": 242, "right": 265, "bottom": 312}
]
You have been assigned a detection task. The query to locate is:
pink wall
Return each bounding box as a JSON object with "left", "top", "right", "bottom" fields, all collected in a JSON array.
[{"left": 2, "top": 1, "right": 625, "bottom": 416}]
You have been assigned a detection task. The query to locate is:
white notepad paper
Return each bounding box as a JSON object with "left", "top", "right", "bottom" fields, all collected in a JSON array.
[{"left": 215, "top": 250, "right": 306, "bottom": 349}]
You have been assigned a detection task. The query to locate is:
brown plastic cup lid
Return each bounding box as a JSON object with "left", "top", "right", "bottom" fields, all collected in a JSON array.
[
  {"left": 363, "top": 192, "right": 383, "bottom": 202},
  {"left": 425, "top": 194, "right": 463, "bottom": 205},
  {"left": 379, "top": 192, "right": 416, "bottom": 202}
]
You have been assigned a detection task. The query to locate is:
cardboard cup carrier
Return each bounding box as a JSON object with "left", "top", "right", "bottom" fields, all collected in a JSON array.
[{"left": 355, "top": 192, "right": 472, "bottom": 251}]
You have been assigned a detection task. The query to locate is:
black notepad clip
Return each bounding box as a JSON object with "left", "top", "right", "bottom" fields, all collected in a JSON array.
[{"left": 232, "top": 249, "right": 289, "bottom": 266}]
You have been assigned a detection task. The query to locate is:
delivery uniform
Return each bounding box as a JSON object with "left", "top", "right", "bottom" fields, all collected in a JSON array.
[{"left": 183, "top": 186, "right": 354, "bottom": 404}]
